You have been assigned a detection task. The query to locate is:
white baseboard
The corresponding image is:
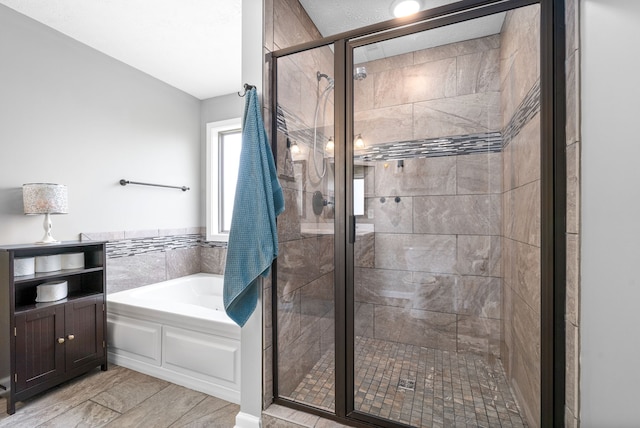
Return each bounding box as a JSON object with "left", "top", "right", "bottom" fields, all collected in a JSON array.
[{"left": 235, "top": 411, "right": 261, "bottom": 428}]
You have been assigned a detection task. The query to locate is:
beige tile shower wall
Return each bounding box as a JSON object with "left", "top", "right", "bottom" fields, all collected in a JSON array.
[
  {"left": 500, "top": 5, "right": 541, "bottom": 428},
  {"left": 264, "top": 0, "right": 336, "bottom": 408},
  {"left": 354, "top": 34, "right": 502, "bottom": 145},
  {"left": 356, "top": 153, "right": 502, "bottom": 359},
  {"left": 274, "top": 234, "right": 335, "bottom": 398},
  {"left": 565, "top": 0, "right": 580, "bottom": 426},
  {"left": 352, "top": 34, "right": 505, "bottom": 360}
]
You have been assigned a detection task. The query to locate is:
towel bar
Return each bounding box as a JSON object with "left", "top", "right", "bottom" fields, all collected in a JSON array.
[{"left": 119, "top": 179, "right": 189, "bottom": 192}]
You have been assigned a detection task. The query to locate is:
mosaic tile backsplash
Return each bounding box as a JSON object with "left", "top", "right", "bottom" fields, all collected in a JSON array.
[
  {"left": 80, "top": 230, "right": 228, "bottom": 294},
  {"left": 104, "top": 234, "right": 225, "bottom": 259}
]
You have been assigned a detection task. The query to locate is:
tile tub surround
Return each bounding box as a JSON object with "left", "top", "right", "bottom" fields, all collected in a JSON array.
[
  {"left": 0, "top": 365, "right": 239, "bottom": 427},
  {"left": 80, "top": 230, "right": 228, "bottom": 294}
]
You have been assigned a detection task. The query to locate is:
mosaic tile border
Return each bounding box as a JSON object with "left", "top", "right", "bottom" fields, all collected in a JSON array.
[
  {"left": 277, "top": 80, "right": 540, "bottom": 162},
  {"left": 355, "top": 132, "right": 502, "bottom": 161},
  {"left": 106, "top": 234, "right": 198, "bottom": 259},
  {"left": 200, "top": 240, "right": 228, "bottom": 249},
  {"left": 278, "top": 104, "right": 503, "bottom": 161},
  {"left": 277, "top": 104, "right": 314, "bottom": 146},
  {"left": 81, "top": 234, "right": 227, "bottom": 259},
  {"left": 502, "top": 80, "right": 541, "bottom": 147}
]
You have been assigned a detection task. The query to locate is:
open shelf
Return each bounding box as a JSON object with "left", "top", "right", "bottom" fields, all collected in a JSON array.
[
  {"left": 13, "top": 267, "right": 104, "bottom": 285},
  {"left": 14, "top": 292, "right": 103, "bottom": 314}
]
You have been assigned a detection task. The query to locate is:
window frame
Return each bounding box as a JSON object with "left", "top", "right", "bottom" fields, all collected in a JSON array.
[{"left": 206, "top": 118, "right": 242, "bottom": 242}]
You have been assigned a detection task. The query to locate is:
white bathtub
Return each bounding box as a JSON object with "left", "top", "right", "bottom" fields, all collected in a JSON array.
[{"left": 107, "top": 273, "right": 241, "bottom": 404}]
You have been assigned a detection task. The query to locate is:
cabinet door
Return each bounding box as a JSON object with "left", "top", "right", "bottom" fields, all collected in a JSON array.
[
  {"left": 65, "top": 296, "right": 104, "bottom": 372},
  {"left": 15, "top": 306, "right": 65, "bottom": 392}
]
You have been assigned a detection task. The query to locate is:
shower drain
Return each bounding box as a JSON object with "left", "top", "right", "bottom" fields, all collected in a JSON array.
[{"left": 398, "top": 378, "right": 416, "bottom": 391}]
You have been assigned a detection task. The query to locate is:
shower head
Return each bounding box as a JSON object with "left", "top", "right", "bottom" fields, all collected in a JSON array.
[
  {"left": 317, "top": 71, "right": 334, "bottom": 86},
  {"left": 317, "top": 68, "right": 366, "bottom": 84},
  {"left": 354, "top": 66, "right": 367, "bottom": 81}
]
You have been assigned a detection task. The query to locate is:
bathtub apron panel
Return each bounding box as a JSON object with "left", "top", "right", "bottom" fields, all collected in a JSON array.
[{"left": 106, "top": 273, "right": 241, "bottom": 404}]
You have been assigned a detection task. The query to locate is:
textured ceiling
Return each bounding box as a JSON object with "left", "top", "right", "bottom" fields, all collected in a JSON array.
[{"left": 0, "top": 0, "right": 242, "bottom": 100}]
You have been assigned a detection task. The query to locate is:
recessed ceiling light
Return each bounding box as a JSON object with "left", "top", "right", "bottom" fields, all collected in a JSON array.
[{"left": 392, "top": 0, "right": 421, "bottom": 18}]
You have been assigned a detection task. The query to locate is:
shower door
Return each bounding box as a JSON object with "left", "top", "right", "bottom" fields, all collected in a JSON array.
[
  {"left": 347, "top": 5, "right": 541, "bottom": 427},
  {"left": 270, "top": 0, "right": 558, "bottom": 426},
  {"left": 273, "top": 44, "right": 338, "bottom": 412}
]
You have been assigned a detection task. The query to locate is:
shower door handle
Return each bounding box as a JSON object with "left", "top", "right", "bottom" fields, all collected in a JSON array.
[{"left": 349, "top": 215, "right": 356, "bottom": 244}]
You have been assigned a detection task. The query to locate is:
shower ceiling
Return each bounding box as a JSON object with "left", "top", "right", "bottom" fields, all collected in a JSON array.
[{"left": 299, "top": 0, "right": 506, "bottom": 63}]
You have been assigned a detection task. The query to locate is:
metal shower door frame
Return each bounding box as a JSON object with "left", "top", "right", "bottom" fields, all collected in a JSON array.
[{"left": 269, "top": 0, "right": 566, "bottom": 426}]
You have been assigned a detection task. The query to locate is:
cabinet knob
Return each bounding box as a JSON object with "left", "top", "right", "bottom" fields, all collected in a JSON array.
[
  {"left": 57, "top": 338, "right": 65, "bottom": 344},
  {"left": 67, "top": 334, "right": 75, "bottom": 341}
]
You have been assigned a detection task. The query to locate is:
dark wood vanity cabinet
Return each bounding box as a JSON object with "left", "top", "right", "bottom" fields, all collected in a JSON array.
[
  {"left": 0, "top": 241, "right": 108, "bottom": 415},
  {"left": 64, "top": 296, "right": 105, "bottom": 373},
  {"left": 14, "top": 304, "right": 65, "bottom": 393}
]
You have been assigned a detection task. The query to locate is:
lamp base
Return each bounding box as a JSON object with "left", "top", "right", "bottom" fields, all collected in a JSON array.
[
  {"left": 35, "top": 213, "right": 60, "bottom": 245},
  {"left": 36, "top": 238, "right": 60, "bottom": 245}
]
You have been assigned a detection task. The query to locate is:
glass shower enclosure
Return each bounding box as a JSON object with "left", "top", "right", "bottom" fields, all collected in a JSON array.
[{"left": 270, "top": 1, "right": 557, "bottom": 426}]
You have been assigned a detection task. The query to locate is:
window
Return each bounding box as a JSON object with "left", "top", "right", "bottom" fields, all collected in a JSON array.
[{"left": 206, "top": 118, "right": 242, "bottom": 241}]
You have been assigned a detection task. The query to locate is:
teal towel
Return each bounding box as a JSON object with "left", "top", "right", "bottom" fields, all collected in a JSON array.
[{"left": 223, "top": 87, "right": 284, "bottom": 327}]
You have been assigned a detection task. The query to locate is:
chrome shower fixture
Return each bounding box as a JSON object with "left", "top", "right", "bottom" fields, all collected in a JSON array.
[
  {"left": 317, "top": 68, "right": 367, "bottom": 82},
  {"left": 317, "top": 71, "right": 335, "bottom": 86},
  {"left": 354, "top": 66, "right": 367, "bottom": 81}
]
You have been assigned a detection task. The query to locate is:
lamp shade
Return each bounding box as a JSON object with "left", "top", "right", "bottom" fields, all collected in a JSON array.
[{"left": 23, "top": 183, "right": 68, "bottom": 215}]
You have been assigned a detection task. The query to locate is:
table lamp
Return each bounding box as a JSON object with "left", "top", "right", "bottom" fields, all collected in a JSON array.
[{"left": 23, "top": 183, "right": 68, "bottom": 244}]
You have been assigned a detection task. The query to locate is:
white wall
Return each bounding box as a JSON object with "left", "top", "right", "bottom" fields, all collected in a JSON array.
[
  {"left": 581, "top": 1, "right": 640, "bottom": 425},
  {"left": 237, "top": 1, "right": 265, "bottom": 426},
  {"left": 0, "top": 5, "right": 201, "bottom": 245},
  {"left": 200, "top": 93, "right": 244, "bottom": 223}
]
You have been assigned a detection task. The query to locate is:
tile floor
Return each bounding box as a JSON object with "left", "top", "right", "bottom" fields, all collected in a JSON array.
[
  {"left": 287, "top": 336, "right": 527, "bottom": 428},
  {"left": 0, "top": 345, "right": 526, "bottom": 428},
  {"left": 262, "top": 404, "right": 349, "bottom": 428},
  {"left": 0, "top": 365, "right": 239, "bottom": 428}
]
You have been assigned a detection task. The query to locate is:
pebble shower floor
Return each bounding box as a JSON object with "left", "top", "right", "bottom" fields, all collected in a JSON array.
[{"left": 289, "top": 336, "right": 528, "bottom": 427}]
